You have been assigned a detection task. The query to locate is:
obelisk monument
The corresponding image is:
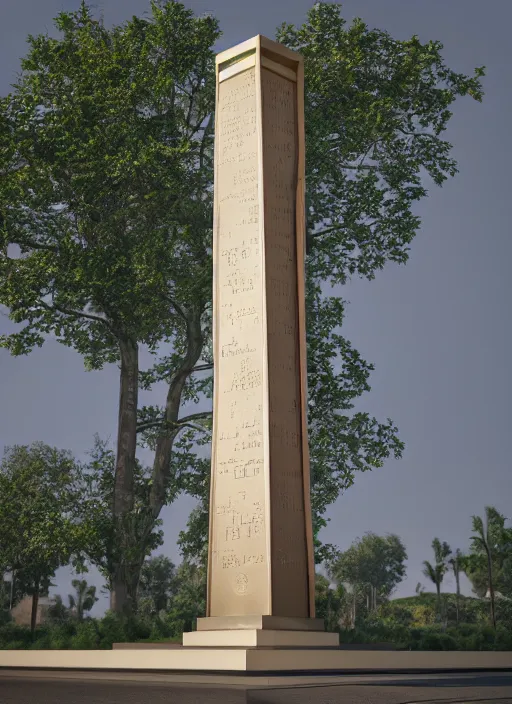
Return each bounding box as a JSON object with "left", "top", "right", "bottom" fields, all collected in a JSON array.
[{"left": 183, "top": 35, "right": 338, "bottom": 648}]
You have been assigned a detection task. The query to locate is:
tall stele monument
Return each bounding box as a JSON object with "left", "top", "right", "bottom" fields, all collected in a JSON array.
[
  {"left": 1, "top": 36, "right": 512, "bottom": 678},
  {"left": 182, "top": 34, "right": 338, "bottom": 649}
]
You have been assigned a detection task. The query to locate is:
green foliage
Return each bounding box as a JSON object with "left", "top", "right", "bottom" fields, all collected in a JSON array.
[
  {"left": 315, "top": 574, "right": 351, "bottom": 631},
  {"left": 0, "top": 611, "right": 180, "bottom": 650},
  {"left": 275, "top": 4, "right": 484, "bottom": 553},
  {"left": 329, "top": 532, "right": 407, "bottom": 603},
  {"left": 164, "top": 561, "right": 206, "bottom": 636},
  {"left": 70, "top": 620, "right": 100, "bottom": 649},
  {"left": 68, "top": 579, "right": 98, "bottom": 621},
  {"left": 0, "top": 443, "right": 86, "bottom": 612},
  {"left": 338, "top": 603, "right": 512, "bottom": 651},
  {"left": 392, "top": 592, "right": 486, "bottom": 626},
  {"left": 454, "top": 507, "right": 512, "bottom": 629},
  {"left": 0, "top": 0, "right": 218, "bottom": 366},
  {"left": 466, "top": 507, "right": 512, "bottom": 599},
  {"left": 138, "top": 555, "right": 177, "bottom": 616},
  {"left": 1, "top": 585, "right": 512, "bottom": 651},
  {"left": 422, "top": 539, "right": 452, "bottom": 609},
  {"left": 0, "top": 0, "right": 219, "bottom": 610},
  {"left": 77, "top": 436, "right": 164, "bottom": 597}
]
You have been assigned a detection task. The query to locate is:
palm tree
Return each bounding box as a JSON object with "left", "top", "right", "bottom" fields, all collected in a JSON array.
[
  {"left": 423, "top": 538, "right": 451, "bottom": 618},
  {"left": 448, "top": 549, "right": 464, "bottom": 624},
  {"left": 68, "top": 579, "right": 98, "bottom": 621},
  {"left": 415, "top": 582, "right": 425, "bottom": 596},
  {"left": 469, "top": 507, "right": 507, "bottom": 629}
]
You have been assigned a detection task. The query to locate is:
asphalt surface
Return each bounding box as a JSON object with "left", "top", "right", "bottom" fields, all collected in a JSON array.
[{"left": 1, "top": 671, "right": 512, "bottom": 704}]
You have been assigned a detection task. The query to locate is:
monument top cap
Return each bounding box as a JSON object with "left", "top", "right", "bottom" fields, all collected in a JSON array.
[{"left": 215, "top": 34, "right": 302, "bottom": 68}]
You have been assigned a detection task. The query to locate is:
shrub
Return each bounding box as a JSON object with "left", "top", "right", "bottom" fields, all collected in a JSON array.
[
  {"left": 48, "top": 623, "right": 77, "bottom": 650},
  {"left": 0, "top": 624, "right": 33, "bottom": 649},
  {"left": 96, "top": 612, "right": 152, "bottom": 649},
  {"left": 0, "top": 609, "right": 12, "bottom": 626},
  {"left": 413, "top": 631, "right": 459, "bottom": 651},
  {"left": 70, "top": 621, "right": 99, "bottom": 649}
]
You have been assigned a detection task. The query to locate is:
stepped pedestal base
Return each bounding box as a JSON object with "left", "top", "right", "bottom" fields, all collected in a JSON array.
[
  {"left": 1, "top": 648, "right": 512, "bottom": 673},
  {"left": 182, "top": 628, "right": 339, "bottom": 648}
]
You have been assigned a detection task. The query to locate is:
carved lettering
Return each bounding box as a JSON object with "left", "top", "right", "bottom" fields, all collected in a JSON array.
[{"left": 209, "top": 60, "right": 311, "bottom": 617}]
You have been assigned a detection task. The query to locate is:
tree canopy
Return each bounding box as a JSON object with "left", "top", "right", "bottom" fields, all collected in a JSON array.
[
  {"left": 138, "top": 555, "right": 177, "bottom": 616},
  {"left": 0, "top": 1, "right": 486, "bottom": 606},
  {"left": 0, "top": 443, "right": 85, "bottom": 630},
  {"left": 329, "top": 532, "right": 407, "bottom": 599}
]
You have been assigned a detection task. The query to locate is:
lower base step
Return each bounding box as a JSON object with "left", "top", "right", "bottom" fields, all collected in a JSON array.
[
  {"left": 182, "top": 628, "right": 339, "bottom": 648},
  {"left": 1, "top": 649, "right": 512, "bottom": 673}
]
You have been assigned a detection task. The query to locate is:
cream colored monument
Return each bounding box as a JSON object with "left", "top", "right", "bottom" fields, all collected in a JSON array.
[{"left": 182, "top": 34, "right": 338, "bottom": 649}]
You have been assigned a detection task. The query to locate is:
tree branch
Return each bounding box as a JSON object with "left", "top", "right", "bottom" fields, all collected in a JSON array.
[
  {"left": 308, "top": 225, "right": 343, "bottom": 241},
  {"left": 136, "top": 411, "right": 211, "bottom": 434},
  {"left": 178, "top": 410, "right": 212, "bottom": 425},
  {"left": 192, "top": 363, "right": 213, "bottom": 373},
  {"left": 199, "top": 113, "right": 214, "bottom": 170},
  {"left": 40, "top": 300, "right": 115, "bottom": 332},
  {"left": 168, "top": 298, "right": 187, "bottom": 322},
  {"left": 18, "top": 239, "right": 58, "bottom": 253},
  {"left": 339, "top": 163, "right": 379, "bottom": 170}
]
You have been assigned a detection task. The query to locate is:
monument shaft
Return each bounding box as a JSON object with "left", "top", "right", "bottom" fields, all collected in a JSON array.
[{"left": 207, "top": 36, "right": 315, "bottom": 620}]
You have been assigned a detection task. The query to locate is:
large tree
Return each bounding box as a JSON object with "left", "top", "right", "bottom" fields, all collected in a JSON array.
[
  {"left": 0, "top": 443, "right": 84, "bottom": 632},
  {"left": 0, "top": 1, "right": 218, "bottom": 611},
  {"left": 329, "top": 532, "right": 407, "bottom": 616},
  {"left": 0, "top": 1, "right": 485, "bottom": 604}
]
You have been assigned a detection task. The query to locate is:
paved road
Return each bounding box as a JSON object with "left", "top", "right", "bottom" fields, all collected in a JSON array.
[{"left": 1, "top": 671, "right": 512, "bottom": 703}]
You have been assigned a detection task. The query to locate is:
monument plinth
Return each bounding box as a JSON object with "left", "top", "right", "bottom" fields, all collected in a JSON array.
[{"left": 182, "top": 34, "right": 337, "bottom": 649}]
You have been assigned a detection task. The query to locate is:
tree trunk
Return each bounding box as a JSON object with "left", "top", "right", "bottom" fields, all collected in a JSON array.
[
  {"left": 110, "top": 310, "right": 203, "bottom": 612},
  {"left": 127, "top": 558, "right": 145, "bottom": 611},
  {"left": 148, "top": 310, "right": 203, "bottom": 524},
  {"left": 9, "top": 569, "right": 15, "bottom": 611},
  {"left": 486, "top": 547, "right": 496, "bottom": 628},
  {"left": 436, "top": 583, "right": 441, "bottom": 618},
  {"left": 30, "top": 578, "right": 40, "bottom": 635},
  {"left": 455, "top": 570, "right": 460, "bottom": 625},
  {"left": 111, "top": 337, "right": 139, "bottom": 614}
]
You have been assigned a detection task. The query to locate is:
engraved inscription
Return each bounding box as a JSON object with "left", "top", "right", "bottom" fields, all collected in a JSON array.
[
  {"left": 209, "top": 58, "right": 311, "bottom": 619},
  {"left": 235, "top": 574, "right": 249, "bottom": 595},
  {"left": 209, "top": 66, "right": 269, "bottom": 616}
]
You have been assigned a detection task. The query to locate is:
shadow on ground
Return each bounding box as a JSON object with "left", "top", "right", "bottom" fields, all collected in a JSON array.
[{"left": 1, "top": 672, "right": 512, "bottom": 704}]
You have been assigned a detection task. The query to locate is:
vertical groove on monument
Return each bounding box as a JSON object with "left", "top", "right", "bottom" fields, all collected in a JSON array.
[{"left": 207, "top": 37, "right": 315, "bottom": 622}]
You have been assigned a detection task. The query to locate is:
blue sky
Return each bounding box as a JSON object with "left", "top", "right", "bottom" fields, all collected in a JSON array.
[{"left": 1, "top": 0, "right": 510, "bottom": 614}]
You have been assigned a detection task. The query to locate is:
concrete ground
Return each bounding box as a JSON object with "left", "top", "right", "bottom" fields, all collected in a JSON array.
[{"left": 1, "top": 670, "right": 512, "bottom": 704}]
